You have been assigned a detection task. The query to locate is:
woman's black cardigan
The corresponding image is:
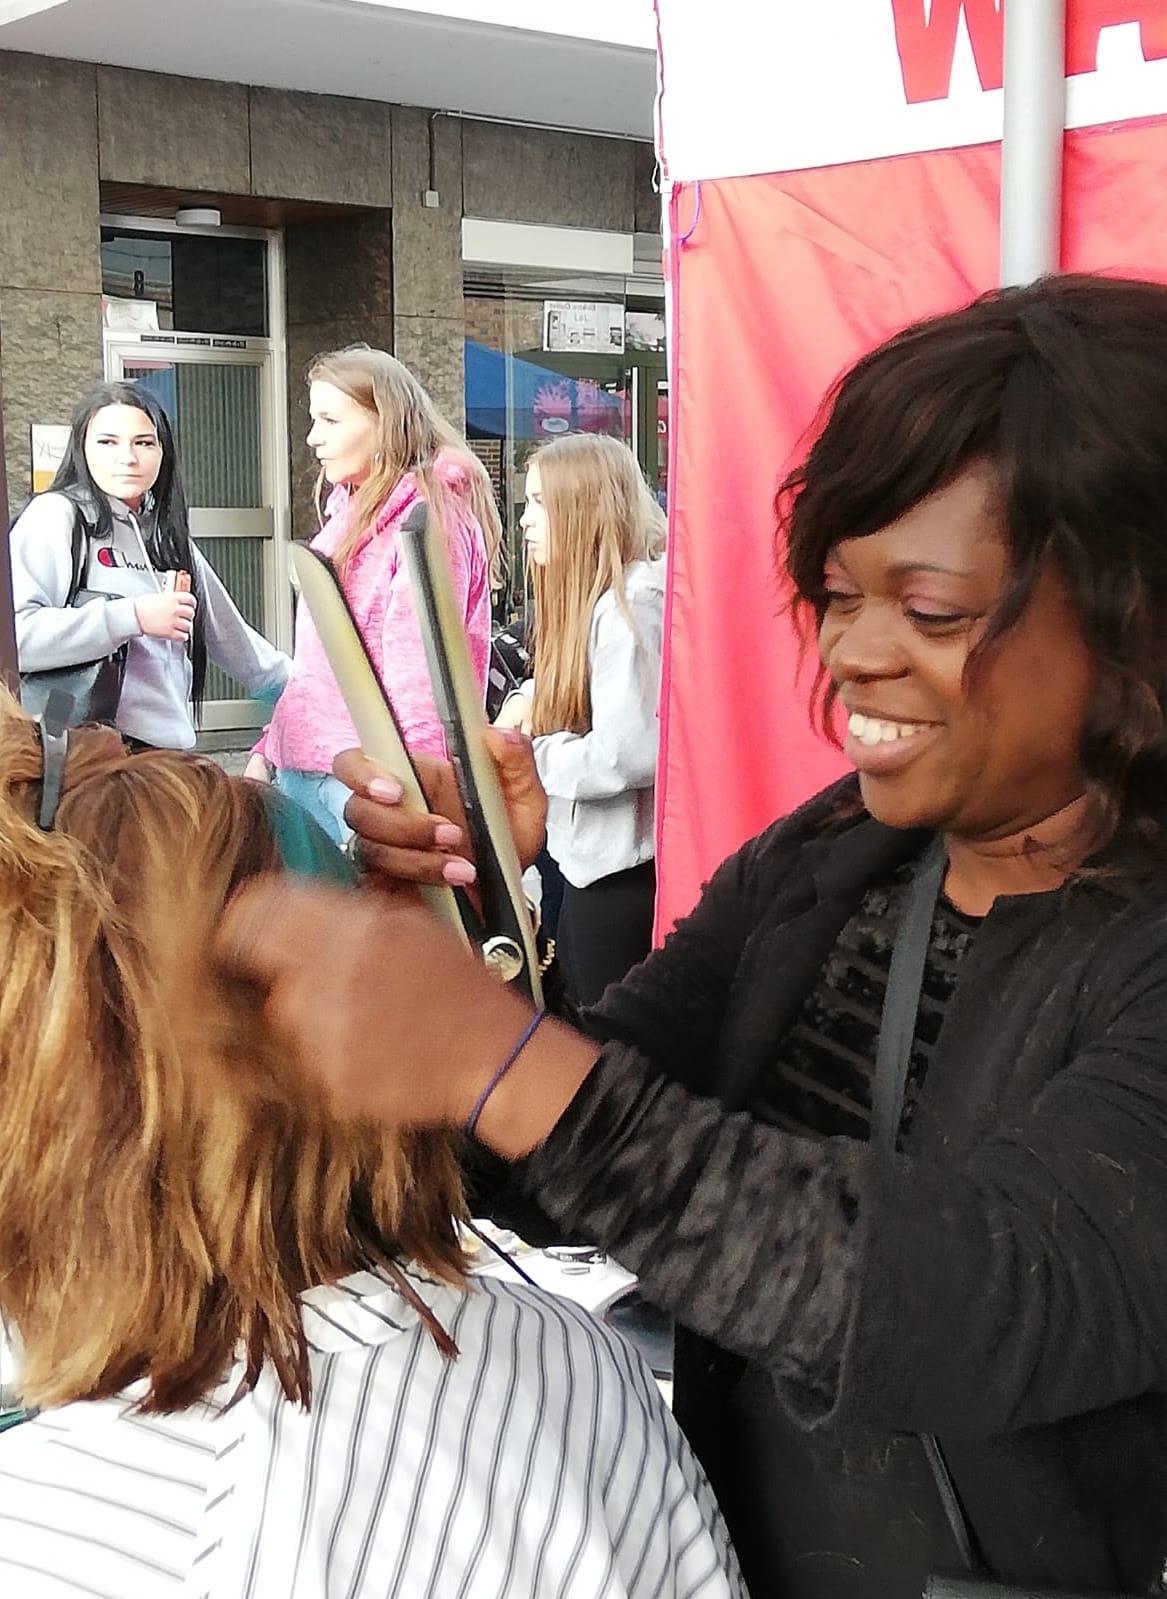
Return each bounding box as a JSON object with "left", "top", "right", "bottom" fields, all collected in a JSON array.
[{"left": 499, "top": 777, "right": 1167, "bottom": 1598}]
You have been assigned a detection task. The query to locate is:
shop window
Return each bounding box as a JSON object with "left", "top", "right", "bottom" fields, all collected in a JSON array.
[
  {"left": 464, "top": 269, "right": 666, "bottom": 615},
  {"left": 100, "top": 228, "right": 268, "bottom": 338}
]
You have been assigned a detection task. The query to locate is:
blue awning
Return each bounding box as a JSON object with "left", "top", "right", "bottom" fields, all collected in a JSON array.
[{"left": 464, "top": 339, "right": 623, "bottom": 439}]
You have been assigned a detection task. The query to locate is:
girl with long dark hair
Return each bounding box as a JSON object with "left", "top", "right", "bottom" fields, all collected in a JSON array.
[{"left": 10, "top": 379, "right": 288, "bottom": 748}]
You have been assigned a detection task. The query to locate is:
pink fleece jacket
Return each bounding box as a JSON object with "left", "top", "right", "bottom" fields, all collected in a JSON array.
[{"left": 258, "top": 455, "right": 491, "bottom": 772}]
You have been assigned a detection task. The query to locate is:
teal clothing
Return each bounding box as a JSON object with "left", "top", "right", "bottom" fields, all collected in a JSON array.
[{"left": 260, "top": 784, "right": 356, "bottom": 886}]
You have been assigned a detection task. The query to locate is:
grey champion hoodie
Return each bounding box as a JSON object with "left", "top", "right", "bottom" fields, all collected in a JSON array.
[{"left": 11, "top": 489, "right": 289, "bottom": 748}]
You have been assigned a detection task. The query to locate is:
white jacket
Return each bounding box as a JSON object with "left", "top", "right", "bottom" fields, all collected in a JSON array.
[
  {"left": 533, "top": 557, "right": 664, "bottom": 889},
  {"left": 11, "top": 490, "right": 289, "bottom": 748}
]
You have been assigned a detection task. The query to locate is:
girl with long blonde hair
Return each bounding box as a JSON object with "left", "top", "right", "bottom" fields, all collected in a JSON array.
[
  {"left": 0, "top": 687, "right": 742, "bottom": 1599},
  {"left": 250, "top": 345, "right": 501, "bottom": 845},
  {"left": 500, "top": 432, "right": 666, "bottom": 1004}
]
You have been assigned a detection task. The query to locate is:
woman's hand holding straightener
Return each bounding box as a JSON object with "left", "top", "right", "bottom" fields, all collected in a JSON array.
[{"left": 333, "top": 728, "right": 547, "bottom": 892}]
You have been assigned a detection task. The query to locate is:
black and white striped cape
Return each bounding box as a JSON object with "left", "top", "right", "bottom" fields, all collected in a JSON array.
[{"left": 0, "top": 1267, "right": 745, "bottom": 1598}]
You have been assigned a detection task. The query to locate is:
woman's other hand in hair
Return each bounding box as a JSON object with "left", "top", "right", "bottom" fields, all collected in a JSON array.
[
  {"left": 214, "top": 879, "right": 594, "bottom": 1151},
  {"left": 333, "top": 728, "right": 547, "bottom": 892},
  {"left": 494, "top": 691, "right": 533, "bottom": 735},
  {"left": 135, "top": 591, "right": 197, "bottom": 641}
]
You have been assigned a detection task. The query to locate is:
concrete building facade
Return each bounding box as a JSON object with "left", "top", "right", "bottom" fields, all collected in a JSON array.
[
  {"left": 0, "top": 42, "right": 659, "bottom": 727},
  {"left": 0, "top": 50, "right": 657, "bottom": 524}
]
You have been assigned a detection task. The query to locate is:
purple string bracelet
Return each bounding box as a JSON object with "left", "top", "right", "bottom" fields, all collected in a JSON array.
[{"left": 464, "top": 1009, "right": 548, "bottom": 1138}]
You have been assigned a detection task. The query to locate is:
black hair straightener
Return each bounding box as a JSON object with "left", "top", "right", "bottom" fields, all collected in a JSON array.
[{"left": 288, "top": 504, "right": 542, "bottom": 1008}]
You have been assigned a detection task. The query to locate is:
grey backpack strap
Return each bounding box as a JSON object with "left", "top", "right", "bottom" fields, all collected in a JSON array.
[
  {"left": 870, "top": 835, "right": 947, "bottom": 1161},
  {"left": 870, "top": 839, "right": 987, "bottom": 1574},
  {"left": 874, "top": 841, "right": 1149, "bottom": 1594}
]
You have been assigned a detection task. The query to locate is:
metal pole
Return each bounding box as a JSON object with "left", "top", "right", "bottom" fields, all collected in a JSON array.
[
  {"left": 999, "top": 0, "right": 1067, "bottom": 285},
  {"left": 0, "top": 374, "right": 18, "bottom": 691}
]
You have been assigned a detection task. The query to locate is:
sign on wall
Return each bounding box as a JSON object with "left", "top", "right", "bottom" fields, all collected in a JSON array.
[
  {"left": 30, "top": 425, "right": 70, "bottom": 494},
  {"left": 543, "top": 300, "right": 625, "bottom": 353}
]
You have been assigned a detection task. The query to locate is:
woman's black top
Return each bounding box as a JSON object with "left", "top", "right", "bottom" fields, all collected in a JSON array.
[
  {"left": 756, "top": 865, "right": 980, "bottom": 1144},
  {"left": 509, "top": 777, "right": 1167, "bottom": 1599}
]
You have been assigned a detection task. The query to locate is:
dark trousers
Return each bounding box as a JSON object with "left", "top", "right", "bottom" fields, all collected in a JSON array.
[
  {"left": 554, "top": 858, "right": 657, "bottom": 1009},
  {"left": 534, "top": 847, "right": 565, "bottom": 940}
]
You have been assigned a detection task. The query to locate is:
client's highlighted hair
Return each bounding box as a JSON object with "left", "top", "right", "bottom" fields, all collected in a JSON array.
[{"left": 0, "top": 690, "right": 465, "bottom": 1413}]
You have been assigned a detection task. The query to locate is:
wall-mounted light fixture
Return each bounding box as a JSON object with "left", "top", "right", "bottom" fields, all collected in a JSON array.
[{"left": 175, "top": 207, "right": 222, "bottom": 227}]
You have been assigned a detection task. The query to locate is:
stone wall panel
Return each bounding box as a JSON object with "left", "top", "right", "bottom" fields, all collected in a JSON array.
[
  {"left": 0, "top": 55, "right": 99, "bottom": 294},
  {"left": 97, "top": 68, "right": 249, "bottom": 192},
  {"left": 462, "top": 122, "right": 634, "bottom": 232},
  {"left": 250, "top": 90, "right": 392, "bottom": 206},
  {"left": 0, "top": 288, "right": 103, "bottom": 519}
]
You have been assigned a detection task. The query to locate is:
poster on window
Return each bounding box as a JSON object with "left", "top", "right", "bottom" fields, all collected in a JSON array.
[
  {"left": 543, "top": 300, "right": 625, "bottom": 353},
  {"left": 102, "top": 295, "right": 160, "bottom": 333}
]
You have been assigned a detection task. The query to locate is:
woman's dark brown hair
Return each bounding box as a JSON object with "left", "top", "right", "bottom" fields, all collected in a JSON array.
[{"left": 781, "top": 273, "right": 1167, "bottom": 846}]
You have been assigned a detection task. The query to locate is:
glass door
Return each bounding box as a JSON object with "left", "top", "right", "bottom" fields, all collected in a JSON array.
[
  {"left": 105, "top": 334, "right": 289, "bottom": 732},
  {"left": 464, "top": 274, "right": 667, "bottom": 614}
]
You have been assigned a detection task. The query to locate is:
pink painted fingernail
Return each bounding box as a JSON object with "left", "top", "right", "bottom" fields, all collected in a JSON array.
[
  {"left": 434, "top": 823, "right": 462, "bottom": 848},
  {"left": 368, "top": 777, "right": 402, "bottom": 803},
  {"left": 442, "top": 858, "right": 477, "bottom": 886}
]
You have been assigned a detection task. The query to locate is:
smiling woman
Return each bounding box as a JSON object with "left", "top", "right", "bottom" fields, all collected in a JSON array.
[
  {"left": 808, "top": 471, "right": 1095, "bottom": 901},
  {"left": 781, "top": 279, "right": 1167, "bottom": 915},
  {"left": 219, "top": 275, "right": 1167, "bottom": 1599}
]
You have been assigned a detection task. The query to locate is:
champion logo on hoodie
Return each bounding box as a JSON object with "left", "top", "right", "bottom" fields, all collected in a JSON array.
[{"left": 96, "top": 546, "right": 150, "bottom": 572}]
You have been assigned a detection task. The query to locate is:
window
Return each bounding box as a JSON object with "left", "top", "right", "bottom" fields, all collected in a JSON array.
[
  {"left": 100, "top": 229, "right": 268, "bottom": 337},
  {"left": 464, "top": 267, "right": 666, "bottom": 613}
]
